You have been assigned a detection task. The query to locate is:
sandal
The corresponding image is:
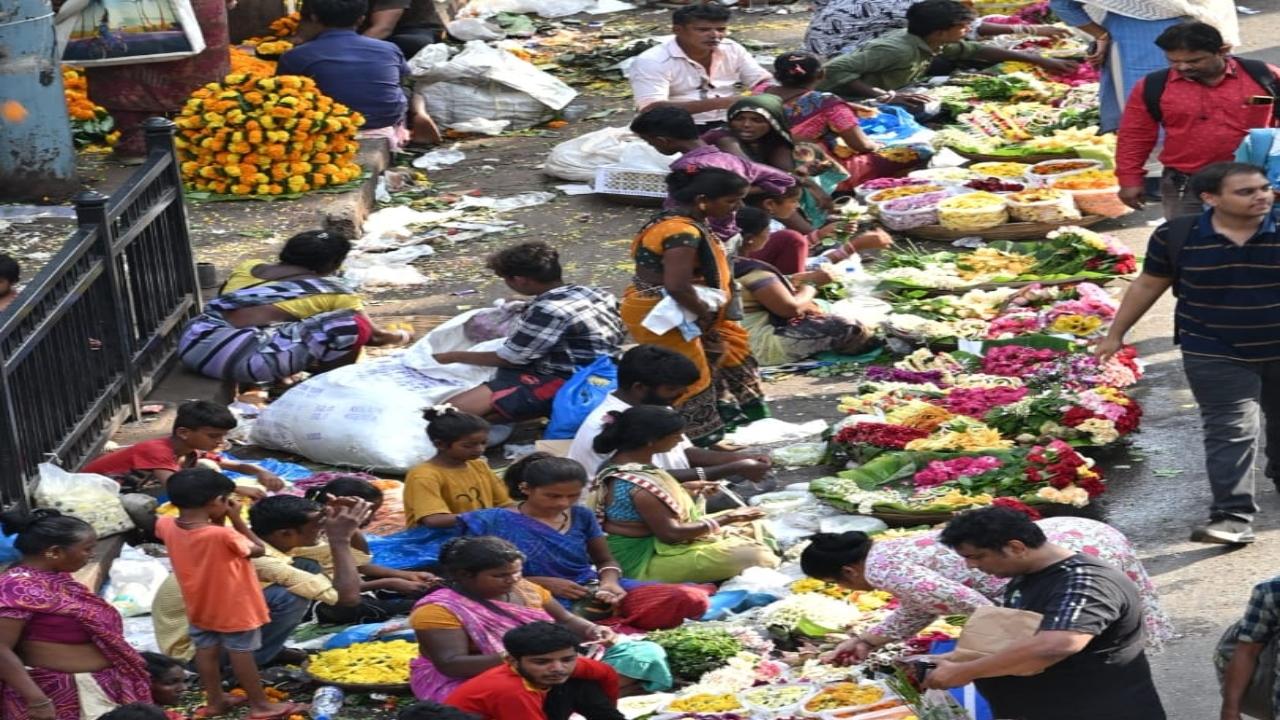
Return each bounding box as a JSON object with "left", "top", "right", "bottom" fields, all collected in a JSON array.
[
  {"left": 192, "top": 695, "right": 248, "bottom": 718},
  {"left": 248, "top": 701, "right": 310, "bottom": 720}
]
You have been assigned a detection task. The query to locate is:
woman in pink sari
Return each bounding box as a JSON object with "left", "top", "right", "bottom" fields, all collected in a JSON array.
[
  {"left": 408, "top": 536, "right": 617, "bottom": 701},
  {"left": 763, "top": 52, "right": 932, "bottom": 191},
  {"left": 0, "top": 509, "right": 151, "bottom": 720}
]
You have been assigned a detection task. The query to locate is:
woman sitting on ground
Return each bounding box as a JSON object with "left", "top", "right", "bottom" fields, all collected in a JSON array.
[
  {"left": 408, "top": 536, "right": 617, "bottom": 701},
  {"left": 734, "top": 208, "right": 878, "bottom": 367},
  {"left": 763, "top": 52, "right": 932, "bottom": 191},
  {"left": 800, "top": 508, "right": 1175, "bottom": 662},
  {"left": 593, "top": 406, "right": 779, "bottom": 584},
  {"left": 0, "top": 509, "right": 152, "bottom": 719},
  {"left": 458, "top": 453, "right": 710, "bottom": 630},
  {"left": 178, "top": 230, "right": 412, "bottom": 387}
]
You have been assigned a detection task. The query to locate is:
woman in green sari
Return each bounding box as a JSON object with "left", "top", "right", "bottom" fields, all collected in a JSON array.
[{"left": 590, "top": 405, "right": 779, "bottom": 584}]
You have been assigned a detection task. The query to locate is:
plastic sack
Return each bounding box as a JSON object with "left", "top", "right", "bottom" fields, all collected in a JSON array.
[
  {"left": 463, "top": 300, "right": 526, "bottom": 342},
  {"left": 412, "top": 40, "right": 576, "bottom": 130},
  {"left": 324, "top": 619, "right": 416, "bottom": 650},
  {"left": 858, "top": 105, "right": 928, "bottom": 144},
  {"left": 544, "top": 127, "right": 662, "bottom": 182},
  {"left": 718, "top": 565, "right": 802, "bottom": 598},
  {"left": 446, "top": 17, "right": 503, "bottom": 40},
  {"left": 460, "top": 0, "right": 594, "bottom": 18},
  {"left": 367, "top": 525, "right": 460, "bottom": 570},
  {"left": 544, "top": 355, "right": 617, "bottom": 440},
  {"left": 770, "top": 442, "right": 828, "bottom": 468},
  {"left": 103, "top": 545, "right": 169, "bottom": 617},
  {"left": 34, "top": 463, "right": 133, "bottom": 537},
  {"left": 252, "top": 309, "right": 504, "bottom": 471}
]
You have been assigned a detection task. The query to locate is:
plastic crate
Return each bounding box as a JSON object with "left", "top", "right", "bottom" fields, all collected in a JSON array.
[{"left": 594, "top": 165, "right": 668, "bottom": 199}]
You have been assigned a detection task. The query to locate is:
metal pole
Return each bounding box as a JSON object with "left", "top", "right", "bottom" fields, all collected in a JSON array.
[{"left": 0, "top": 0, "right": 78, "bottom": 201}]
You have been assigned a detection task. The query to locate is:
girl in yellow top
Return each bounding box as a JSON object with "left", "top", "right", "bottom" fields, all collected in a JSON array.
[{"left": 404, "top": 406, "right": 516, "bottom": 528}]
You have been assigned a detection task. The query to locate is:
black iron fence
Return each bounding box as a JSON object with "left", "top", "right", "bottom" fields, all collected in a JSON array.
[{"left": 0, "top": 117, "right": 199, "bottom": 506}]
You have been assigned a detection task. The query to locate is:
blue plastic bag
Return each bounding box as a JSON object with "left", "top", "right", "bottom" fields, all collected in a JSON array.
[
  {"left": 324, "top": 622, "right": 416, "bottom": 649},
  {"left": 0, "top": 533, "right": 18, "bottom": 566},
  {"left": 544, "top": 355, "right": 617, "bottom": 440},
  {"left": 858, "top": 105, "right": 927, "bottom": 144},
  {"left": 367, "top": 525, "right": 459, "bottom": 570}
]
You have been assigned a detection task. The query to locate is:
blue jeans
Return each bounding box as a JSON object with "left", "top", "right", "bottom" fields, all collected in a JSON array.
[{"left": 252, "top": 557, "right": 319, "bottom": 666}]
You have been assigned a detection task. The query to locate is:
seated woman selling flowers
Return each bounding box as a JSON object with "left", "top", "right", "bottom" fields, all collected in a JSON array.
[
  {"left": 458, "top": 453, "right": 711, "bottom": 631},
  {"left": 592, "top": 405, "right": 780, "bottom": 584},
  {"left": 409, "top": 536, "right": 671, "bottom": 701},
  {"left": 178, "top": 230, "right": 411, "bottom": 387},
  {"left": 800, "top": 508, "right": 1173, "bottom": 662}
]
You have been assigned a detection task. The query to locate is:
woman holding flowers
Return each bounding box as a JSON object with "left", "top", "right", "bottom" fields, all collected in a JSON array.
[
  {"left": 621, "top": 167, "right": 768, "bottom": 447},
  {"left": 801, "top": 517, "right": 1173, "bottom": 662},
  {"left": 178, "top": 230, "right": 411, "bottom": 387}
]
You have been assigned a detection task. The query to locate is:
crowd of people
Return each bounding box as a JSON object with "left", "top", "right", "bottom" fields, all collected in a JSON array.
[{"left": 8, "top": 0, "right": 1280, "bottom": 718}]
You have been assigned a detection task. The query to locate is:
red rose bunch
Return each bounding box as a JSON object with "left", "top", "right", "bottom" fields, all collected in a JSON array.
[{"left": 834, "top": 422, "right": 929, "bottom": 449}]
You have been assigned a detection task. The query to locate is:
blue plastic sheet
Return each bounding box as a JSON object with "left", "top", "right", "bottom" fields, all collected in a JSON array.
[
  {"left": 368, "top": 525, "right": 459, "bottom": 570},
  {"left": 323, "top": 623, "right": 416, "bottom": 650},
  {"left": 220, "top": 454, "right": 316, "bottom": 484},
  {"left": 544, "top": 356, "right": 617, "bottom": 440}
]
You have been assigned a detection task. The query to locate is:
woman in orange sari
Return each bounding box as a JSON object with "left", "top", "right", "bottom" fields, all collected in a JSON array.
[{"left": 621, "top": 167, "right": 765, "bottom": 447}]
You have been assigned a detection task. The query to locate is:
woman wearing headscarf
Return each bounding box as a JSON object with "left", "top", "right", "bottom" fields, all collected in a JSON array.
[{"left": 1049, "top": 0, "right": 1240, "bottom": 130}]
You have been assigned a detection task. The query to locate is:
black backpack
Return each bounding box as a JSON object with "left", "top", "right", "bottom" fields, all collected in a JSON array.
[
  {"left": 1161, "top": 214, "right": 1200, "bottom": 297},
  {"left": 1142, "top": 57, "right": 1280, "bottom": 124}
]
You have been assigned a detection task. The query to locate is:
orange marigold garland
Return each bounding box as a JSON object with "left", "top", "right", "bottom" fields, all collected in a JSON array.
[
  {"left": 174, "top": 73, "right": 364, "bottom": 197},
  {"left": 229, "top": 46, "right": 277, "bottom": 78},
  {"left": 63, "top": 68, "right": 119, "bottom": 148}
]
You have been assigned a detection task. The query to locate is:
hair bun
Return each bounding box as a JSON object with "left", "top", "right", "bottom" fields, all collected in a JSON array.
[{"left": 0, "top": 507, "right": 61, "bottom": 537}]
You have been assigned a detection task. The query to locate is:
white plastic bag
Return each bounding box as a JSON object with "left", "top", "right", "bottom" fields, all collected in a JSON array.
[
  {"left": 460, "top": 0, "right": 595, "bottom": 18},
  {"left": 544, "top": 127, "right": 657, "bottom": 182},
  {"left": 446, "top": 17, "right": 504, "bottom": 40},
  {"left": 252, "top": 309, "right": 505, "bottom": 471},
  {"left": 103, "top": 545, "right": 169, "bottom": 616},
  {"left": 412, "top": 40, "right": 576, "bottom": 131},
  {"left": 34, "top": 463, "right": 133, "bottom": 536}
]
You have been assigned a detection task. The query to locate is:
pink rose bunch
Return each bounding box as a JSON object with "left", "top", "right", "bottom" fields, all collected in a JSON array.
[
  {"left": 985, "top": 311, "right": 1043, "bottom": 339},
  {"left": 914, "top": 455, "right": 1005, "bottom": 490},
  {"left": 938, "top": 386, "right": 1029, "bottom": 417},
  {"left": 982, "top": 346, "right": 1065, "bottom": 376}
]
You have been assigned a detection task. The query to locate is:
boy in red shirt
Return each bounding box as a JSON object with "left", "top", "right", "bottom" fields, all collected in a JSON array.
[
  {"left": 155, "top": 469, "right": 305, "bottom": 719},
  {"left": 84, "top": 400, "right": 283, "bottom": 495},
  {"left": 445, "top": 622, "right": 623, "bottom": 720}
]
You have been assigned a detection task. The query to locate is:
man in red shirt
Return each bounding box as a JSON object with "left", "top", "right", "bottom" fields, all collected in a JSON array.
[
  {"left": 1116, "top": 22, "right": 1280, "bottom": 220},
  {"left": 445, "top": 623, "right": 624, "bottom": 720}
]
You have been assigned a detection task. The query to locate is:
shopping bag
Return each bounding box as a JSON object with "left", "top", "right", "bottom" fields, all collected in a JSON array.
[
  {"left": 948, "top": 605, "right": 1044, "bottom": 664},
  {"left": 34, "top": 463, "right": 134, "bottom": 537},
  {"left": 56, "top": 0, "right": 206, "bottom": 67},
  {"left": 544, "top": 355, "right": 617, "bottom": 440}
]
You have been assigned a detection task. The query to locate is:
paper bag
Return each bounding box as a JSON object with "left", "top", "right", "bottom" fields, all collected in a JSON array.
[{"left": 948, "top": 605, "right": 1044, "bottom": 663}]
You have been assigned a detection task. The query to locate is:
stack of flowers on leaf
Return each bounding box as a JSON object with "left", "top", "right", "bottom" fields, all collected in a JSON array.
[
  {"left": 63, "top": 68, "right": 119, "bottom": 149},
  {"left": 174, "top": 74, "right": 364, "bottom": 197}
]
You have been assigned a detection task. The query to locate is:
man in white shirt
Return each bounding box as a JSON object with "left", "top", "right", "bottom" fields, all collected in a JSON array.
[
  {"left": 628, "top": 4, "right": 774, "bottom": 127},
  {"left": 569, "top": 344, "right": 771, "bottom": 482}
]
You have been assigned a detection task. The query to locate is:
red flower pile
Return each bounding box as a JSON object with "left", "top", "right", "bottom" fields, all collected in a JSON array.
[
  {"left": 834, "top": 422, "right": 929, "bottom": 449},
  {"left": 991, "top": 496, "right": 1044, "bottom": 520},
  {"left": 1025, "top": 439, "right": 1105, "bottom": 496}
]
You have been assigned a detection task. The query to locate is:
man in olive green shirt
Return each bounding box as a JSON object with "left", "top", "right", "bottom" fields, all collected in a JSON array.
[{"left": 818, "top": 0, "right": 1078, "bottom": 111}]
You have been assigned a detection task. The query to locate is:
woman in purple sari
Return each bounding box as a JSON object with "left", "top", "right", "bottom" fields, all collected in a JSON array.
[
  {"left": 458, "top": 454, "right": 710, "bottom": 630},
  {"left": 0, "top": 509, "right": 151, "bottom": 720}
]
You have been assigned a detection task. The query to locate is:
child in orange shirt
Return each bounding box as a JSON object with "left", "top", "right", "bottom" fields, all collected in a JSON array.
[{"left": 155, "top": 469, "right": 305, "bottom": 719}]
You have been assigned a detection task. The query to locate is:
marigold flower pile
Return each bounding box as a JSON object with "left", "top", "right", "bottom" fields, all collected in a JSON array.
[
  {"left": 62, "top": 68, "right": 119, "bottom": 148},
  {"left": 174, "top": 73, "right": 364, "bottom": 196}
]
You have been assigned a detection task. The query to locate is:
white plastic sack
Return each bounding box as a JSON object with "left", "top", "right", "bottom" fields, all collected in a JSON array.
[
  {"left": 719, "top": 564, "right": 804, "bottom": 598},
  {"left": 34, "top": 463, "right": 133, "bottom": 537},
  {"left": 252, "top": 310, "right": 504, "bottom": 471},
  {"left": 460, "top": 0, "right": 594, "bottom": 18},
  {"left": 103, "top": 545, "right": 169, "bottom": 616},
  {"left": 545, "top": 127, "right": 640, "bottom": 182},
  {"left": 722, "top": 418, "right": 828, "bottom": 447},
  {"left": 412, "top": 41, "right": 576, "bottom": 130},
  {"left": 446, "top": 17, "right": 504, "bottom": 40},
  {"left": 616, "top": 143, "right": 677, "bottom": 172}
]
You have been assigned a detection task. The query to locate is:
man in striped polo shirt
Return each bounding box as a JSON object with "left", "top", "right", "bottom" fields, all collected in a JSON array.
[{"left": 1100, "top": 162, "right": 1280, "bottom": 545}]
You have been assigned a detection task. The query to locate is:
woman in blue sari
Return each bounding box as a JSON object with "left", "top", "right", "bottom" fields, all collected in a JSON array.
[{"left": 457, "top": 453, "right": 709, "bottom": 631}]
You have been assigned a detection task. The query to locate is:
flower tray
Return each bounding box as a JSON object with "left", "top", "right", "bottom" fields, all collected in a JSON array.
[
  {"left": 900, "top": 214, "right": 1108, "bottom": 242},
  {"left": 300, "top": 660, "right": 411, "bottom": 693}
]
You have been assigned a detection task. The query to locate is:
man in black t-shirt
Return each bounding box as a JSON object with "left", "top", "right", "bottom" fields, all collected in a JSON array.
[{"left": 922, "top": 507, "right": 1166, "bottom": 720}]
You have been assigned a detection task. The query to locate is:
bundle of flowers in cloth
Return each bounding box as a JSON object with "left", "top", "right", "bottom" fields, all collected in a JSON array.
[
  {"left": 63, "top": 68, "right": 118, "bottom": 149},
  {"left": 174, "top": 74, "right": 364, "bottom": 197},
  {"left": 873, "top": 227, "right": 1136, "bottom": 291},
  {"left": 812, "top": 442, "right": 1106, "bottom": 521}
]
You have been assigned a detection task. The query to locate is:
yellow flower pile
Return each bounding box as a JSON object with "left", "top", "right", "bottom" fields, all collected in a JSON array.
[
  {"left": 63, "top": 68, "right": 120, "bottom": 148},
  {"left": 885, "top": 400, "right": 955, "bottom": 433},
  {"left": 174, "top": 74, "right": 363, "bottom": 196},
  {"left": 928, "top": 488, "right": 995, "bottom": 509},
  {"left": 788, "top": 579, "right": 895, "bottom": 610},
  {"left": 255, "top": 40, "right": 294, "bottom": 58},
  {"left": 906, "top": 419, "right": 1012, "bottom": 452},
  {"left": 307, "top": 639, "right": 417, "bottom": 685},
  {"left": 955, "top": 247, "right": 1036, "bottom": 280},
  {"left": 229, "top": 46, "right": 277, "bottom": 78},
  {"left": 804, "top": 682, "right": 886, "bottom": 712},
  {"left": 666, "top": 693, "right": 744, "bottom": 712},
  {"left": 1049, "top": 314, "right": 1103, "bottom": 336}
]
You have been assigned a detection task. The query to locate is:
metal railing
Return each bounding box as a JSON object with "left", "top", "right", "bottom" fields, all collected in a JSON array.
[{"left": 0, "top": 117, "right": 199, "bottom": 505}]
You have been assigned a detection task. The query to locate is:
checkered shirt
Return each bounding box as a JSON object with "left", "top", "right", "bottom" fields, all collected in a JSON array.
[{"left": 496, "top": 284, "right": 624, "bottom": 378}]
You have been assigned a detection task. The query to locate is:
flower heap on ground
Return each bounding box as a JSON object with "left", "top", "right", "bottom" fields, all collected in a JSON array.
[
  {"left": 62, "top": 68, "right": 119, "bottom": 149},
  {"left": 174, "top": 74, "right": 363, "bottom": 196}
]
